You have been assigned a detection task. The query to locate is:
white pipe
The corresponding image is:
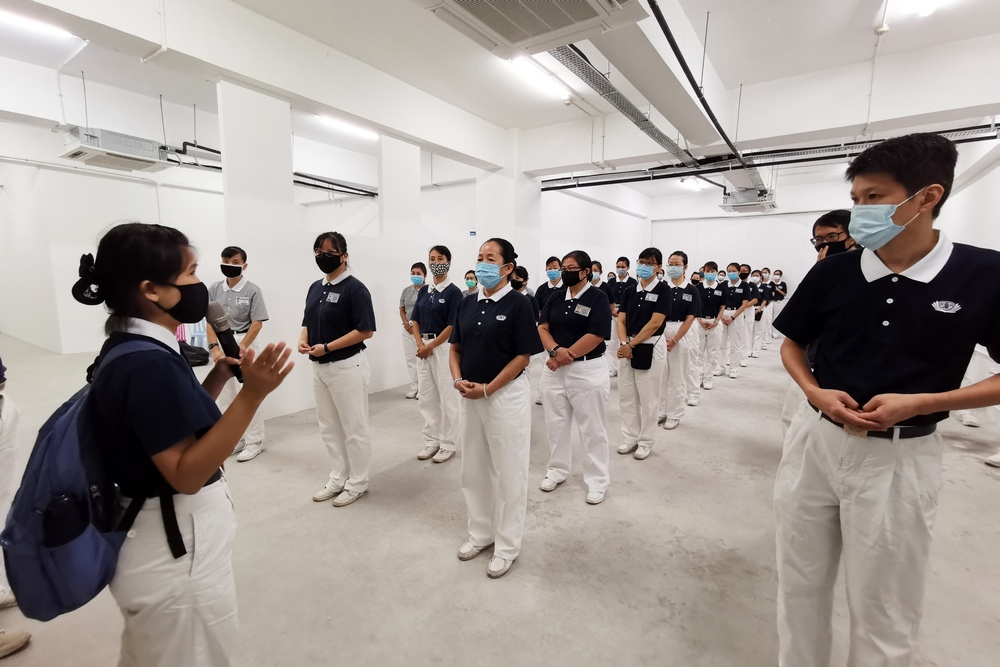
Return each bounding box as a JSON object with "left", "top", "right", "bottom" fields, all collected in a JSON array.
[{"left": 141, "top": 0, "right": 168, "bottom": 63}]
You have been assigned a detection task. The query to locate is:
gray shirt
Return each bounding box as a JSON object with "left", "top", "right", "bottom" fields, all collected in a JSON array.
[
  {"left": 400, "top": 284, "right": 419, "bottom": 320},
  {"left": 208, "top": 277, "right": 269, "bottom": 333}
]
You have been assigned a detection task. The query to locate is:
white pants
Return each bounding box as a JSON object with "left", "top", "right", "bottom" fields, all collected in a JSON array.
[
  {"left": 111, "top": 480, "right": 237, "bottom": 667},
  {"left": 741, "top": 309, "right": 755, "bottom": 361},
  {"left": 605, "top": 321, "right": 619, "bottom": 372},
  {"left": 0, "top": 392, "right": 19, "bottom": 588},
  {"left": 313, "top": 353, "right": 372, "bottom": 492},
  {"left": 721, "top": 310, "right": 746, "bottom": 368},
  {"left": 774, "top": 402, "right": 944, "bottom": 667},
  {"left": 541, "top": 357, "right": 611, "bottom": 493},
  {"left": 530, "top": 353, "right": 545, "bottom": 401},
  {"left": 417, "top": 340, "right": 459, "bottom": 452},
  {"left": 460, "top": 374, "right": 531, "bottom": 561},
  {"left": 752, "top": 305, "right": 772, "bottom": 354},
  {"left": 216, "top": 334, "right": 265, "bottom": 446},
  {"left": 780, "top": 379, "right": 806, "bottom": 437},
  {"left": 401, "top": 327, "right": 418, "bottom": 393},
  {"left": 657, "top": 322, "right": 688, "bottom": 421},
  {"left": 764, "top": 300, "right": 776, "bottom": 339},
  {"left": 618, "top": 339, "right": 666, "bottom": 449},
  {"left": 693, "top": 319, "right": 723, "bottom": 382},
  {"left": 772, "top": 300, "right": 786, "bottom": 335}
]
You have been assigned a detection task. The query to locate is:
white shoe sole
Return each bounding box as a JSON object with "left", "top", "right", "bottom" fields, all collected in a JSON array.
[
  {"left": 332, "top": 490, "right": 368, "bottom": 507},
  {"left": 236, "top": 446, "right": 263, "bottom": 462},
  {"left": 312, "top": 487, "right": 345, "bottom": 502},
  {"left": 458, "top": 541, "right": 494, "bottom": 561}
]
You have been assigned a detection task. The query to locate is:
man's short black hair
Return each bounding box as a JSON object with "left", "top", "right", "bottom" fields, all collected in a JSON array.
[
  {"left": 411, "top": 262, "right": 427, "bottom": 275},
  {"left": 638, "top": 247, "right": 663, "bottom": 265},
  {"left": 616, "top": 256, "right": 630, "bottom": 267},
  {"left": 222, "top": 246, "right": 247, "bottom": 263},
  {"left": 812, "top": 209, "right": 851, "bottom": 236},
  {"left": 739, "top": 263, "right": 751, "bottom": 272},
  {"left": 545, "top": 256, "right": 561, "bottom": 267},
  {"left": 845, "top": 132, "right": 958, "bottom": 218}
]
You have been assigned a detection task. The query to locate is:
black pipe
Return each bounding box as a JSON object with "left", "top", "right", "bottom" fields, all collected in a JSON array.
[
  {"left": 292, "top": 171, "right": 377, "bottom": 197},
  {"left": 177, "top": 141, "right": 220, "bottom": 156},
  {"left": 293, "top": 179, "right": 377, "bottom": 198},
  {"left": 695, "top": 174, "right": 727, "bottom": 193},
  {"left": 646, "top": 0, "right": 750, "bottom": 172}
]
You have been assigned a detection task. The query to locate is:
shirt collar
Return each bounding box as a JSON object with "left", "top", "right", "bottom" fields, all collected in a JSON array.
[
  {"left": 323, "top": 268, "right": 351, "bottom": 287},
  {"left": 638, "top": 277, "right": 660, "bottom": 292},
  {"left": 564, "top": 281, "right": 591, "bottom": 300},
  {"left": 668, "top": 279, "right": 690, "bottom": 289},
  {"left": 729, "top": 279, "right": 744, "bottom": 288},
  {"left": 477, "top": 282, "right": 514, "bottom": 302},
  {"left": 124, "top": 318, "right": 181, "bottom": 354},
  {"left": 860, "top": 233, "right": 953, "bottom": 284},
  {"left": 616, "top": 275, "right": 630, "bottom": 283},
  {"left": 549, "top": 278, "right": 563, "bottom": 289},
  {"left": 704, "top": 280, "right": 717, "bottom": 288},
  {"left": 223, "top": 276, "right": 248, "bottom": 293},
  {"left": 428, "top": 277, "right": 456, "bottom": 293}
]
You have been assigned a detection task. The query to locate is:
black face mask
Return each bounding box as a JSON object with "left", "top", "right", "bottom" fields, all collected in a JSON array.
[
  {"left": 221, "top": 264, "right": 243, "bottom": 278},
  {"left": 159, "top": 282, "right": 209, "bottom": 324},
  {"left": 817, "top": 240, "right": 850, "bottom": 256},
  {"left": 316, "top": 253, "right": 343, "bottom": 274},
  {"left": 509, "top": 278, "right": 525, "bottom": 291},
  {"left": 739, "top": 272, "right": 750, "bottom": 281},
  {"left": 561, "top": 269, "right": 585, "bottom": 287}
]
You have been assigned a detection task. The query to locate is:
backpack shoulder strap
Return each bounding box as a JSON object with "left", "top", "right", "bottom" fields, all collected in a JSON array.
[{"left": 93, "top": 339, "right": 173, "bottom": 382}]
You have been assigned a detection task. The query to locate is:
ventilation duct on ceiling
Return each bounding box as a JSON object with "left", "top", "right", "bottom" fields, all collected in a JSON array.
[
  {"left": 413, "top": 0, "right": 647, "bottom": 58},
  {"left": 547, "top": 45, "right": 699, "bottom": 168},
  {"left": 59, "top": 127, "right": 169, "bottom": 172}
]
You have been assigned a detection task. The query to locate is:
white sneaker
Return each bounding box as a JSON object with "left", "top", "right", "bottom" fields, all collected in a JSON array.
[
  {"left": 586, "top": 490, "right": 606, "bottom": 505},
  {"left": 312, "top": 483, "right": 345, "bottom": 502},
  {"left": 749, "top": 352, "right": 759, "bottom": 359},
  {"left": 405, "top": 389, "right": 418, "bottom": 399},
  {"left": 985, "top": 453, "right": 1000, "bottom": 468},
  {"left": 687, "top": 395, "right": 700, "bottom": 407},
  {"left": 417, "top": 444, "right": 440, "bottom": 460},
  {"left": 0, "top": 587, "right": 17, "bottom": 610},
  {"left": 0, "top": 629, "right": 30, "bottom": 659},
  {"left": 662, "top": 418, "right": 680, "bottom": 430},
  {"left": 457, "top": 540, "right": 493, "bottom": 561},
  {"left": 332, "top": 489, "right": 368, "bottom": 507},
  {"left": 634, "top": 445, "right": 652, "bottom": 460},
  {"left": 432, "top": 449, "right": 455, "bottom": 463},
  {"left": 617, "top": 442, "right": 638, "bottom": 455},
  {"left": 712, "top": 368, "right": 725, "bottom": 377},
  {"left": 956, "top": 410, "right": 980, "bottom": 428},
  {"left": 656, "top": 415, "right": 667, "bottom": 426},
  {"left": 728, "top": 369, "right": 738, "bottom": 379},
  {"left": 236, "top": 443, "right": 264, "bottom": 462},
  {"left": 703, "top": 377, "right": 714, "bottom": 390},
  {"left": 487, "top": 556, "right": 513, "bottom": 579},
  {"left": 230, "top": 441, "right": 246, "bottom": 457},
  {"left": 738, "top": 360, "right": 749, "bottom": 367},
  {"left": 540, "top": 476, "right": 561, "bottom": 492}
]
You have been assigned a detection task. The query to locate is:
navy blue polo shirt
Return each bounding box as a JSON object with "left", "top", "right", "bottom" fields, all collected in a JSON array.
[
  {"left": 410, "top": 282, "right": 462, "bottom": 336},
  {"left": 520, "top": 291, "right": 541, "bottom": 323},
  {"left": 539, "top": 283, "right": 612, "bottom": 356},
  {"left": 620, "top": 280, "right": 671, "bottom": 338},
  {"left": 449, "top": 284, "right": 544, "bottom": 384},
  {"left": 534, "top": 280, "right": 562, "bottom": 312},
  {"left": 665, "top": 282, "right": 701, "bottom": 322},
  {"left": 772, "top": 281, "right": 788, "bottom": 301},
  {"left": 699, "top": 282, "right": 728, "bottom": 318},
  {"left": 610, "top": 276, "right": 638, "bottom": 305},
  {"left": 757, "top": 282, "right": 773, "bottom": 304},
  {"left": 724, "top": 280, "right": 751, "bottom": 309},
  {"left": 774, "top": 239, "right": 1000, "bottom": 427},
  {"left": 88, "top": 332, "right": 221, "bottom": 498},
  {"left": 302, "top": 273, "right": 377, "bottom": 363}
]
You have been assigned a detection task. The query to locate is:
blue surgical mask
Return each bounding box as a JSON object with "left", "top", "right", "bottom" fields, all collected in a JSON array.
[
  {"left": 546, "top": 269, "right": 561, "bottom": 282},
  {"left": 727, "top": 272, "right": 739, "bottom": 281},
  {"left": 410, "top": 275, "right": 424, "bottom": 286},
  {"left": 666, "top": 266, "right": 684, "bottom": 280},
  {"left": 636, "top": 264, "right": 655, "bottom": 280},
  {"left": 849, "top": 189, "right": 923, "bottom": 251},
  {"left": 476, "top": 262, "right": 507, "bottom": 290},
  {"left": 704, "top": 272, "right": 718, "bottom": 282}
]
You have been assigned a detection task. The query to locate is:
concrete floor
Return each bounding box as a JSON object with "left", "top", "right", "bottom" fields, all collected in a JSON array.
[{"left": 1, "top": 333, "right": 998, "bottom": 666}]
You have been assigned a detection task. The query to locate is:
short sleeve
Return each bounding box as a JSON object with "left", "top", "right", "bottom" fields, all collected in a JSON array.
[
  {"left": 399, "top": 287, "right": 408, "bottom": 309},
  {"left": 686, "top": 286, "right": 701, "bottom": 318},
  {"left": 118, "top": 355, "right": 220, "bottom": 457},
  {"left": 587, "top": 289, "right": 612, "bottom": 337},
  {"left": 512, "top": 296, "right": 544, "bottom": 357},
  {"left": 410, "top": 288, "right": 424, "bottom": 325},
  {"left": 774, "top": 264, "right": 826, "bottom": 345},
  {"left": 350, "top": 282, "right": 377, "bottom": 332},
  {"left": 449, "top": 297, "right": 466, "bottom": 345},
  {"left": 979, "top": 292, "right": 1000, "bottom": 363},
  {"left": 251, "top": 289, "right": 269, "bottom": 322},
  {"left": 446, "top": 285, "right": 461, "bottom": 326},
  {"left": 539, "top": 291, "right": 557, "bottom": 325},
  {"left": 653, "top": 288, "right": 671, "bottom": 316}
]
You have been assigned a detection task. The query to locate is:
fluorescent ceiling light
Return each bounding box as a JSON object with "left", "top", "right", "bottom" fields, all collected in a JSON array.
[
  {"left": 680, "top": 177, "right": 707, "bottom": 191},
  {"left": 898, "top": 0, "right": 952, "bottom": 17},
  {"left": 318, "top": 115, "right": 379, "bottom": 141},
  {"left": 0, "top": 8, "right": 78, "bottom": 40},
  {"left": 508, "top": 57, "right": 571, "bottom": 101}
]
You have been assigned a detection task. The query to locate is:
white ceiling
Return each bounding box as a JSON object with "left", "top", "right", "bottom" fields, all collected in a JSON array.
[{"left": 678, "top": 0, "right": 1000, "bottom": 87}]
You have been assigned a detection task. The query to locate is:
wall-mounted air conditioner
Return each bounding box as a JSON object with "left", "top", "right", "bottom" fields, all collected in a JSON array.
[
  {"left": 719, "top": 189, "right": 778, "bottom": 214},
  {"left": 60, "top": 127, "right": 169, "bottom": 172},
  {"left": 413, "top": 0, "right": 647, "bottom": 58}
]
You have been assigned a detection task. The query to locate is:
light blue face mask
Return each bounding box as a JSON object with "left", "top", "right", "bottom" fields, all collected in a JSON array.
[
  {"left": 727, "top": 271, "right": 739, "bottom": 282},
  {"left": 636, "top": 264, "right": 655, "bottom": 280},
  {"left": 666, "top": 266, "right": 684, "bottom": 280},
  {"left": 410, "top": 275, "right": 424, "bottom": 286},
  {"left": 546, "top": 269, "right": 561, "bottom": 281},
  {"left": 704, "top": 272, "right": 718, "bottom": 282},
  {"left": 476, "top": 261, "right": 508, "bottom": 290},
  {"left": 849, "top": 189, "right": 923, "bottom": 251}
]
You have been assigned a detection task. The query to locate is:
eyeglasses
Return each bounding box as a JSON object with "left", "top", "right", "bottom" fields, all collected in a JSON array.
[
  {"left": 314, "top": 250, "right": 343, "bottom": 258},
  {"left": 563, "top": 266, "right": 583, "bottom": 272},
  {"left": 809, "top": 231, "right": 846, "bottom": 247}
]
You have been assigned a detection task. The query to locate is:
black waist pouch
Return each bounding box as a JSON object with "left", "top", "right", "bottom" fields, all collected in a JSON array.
[{"left": 630, "top": 336, "right": 662, "bottom": 370}]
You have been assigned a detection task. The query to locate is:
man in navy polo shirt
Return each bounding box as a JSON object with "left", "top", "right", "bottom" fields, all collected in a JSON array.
[{"left": 773, "top": 133, "right": 1000, "bottom": 667}]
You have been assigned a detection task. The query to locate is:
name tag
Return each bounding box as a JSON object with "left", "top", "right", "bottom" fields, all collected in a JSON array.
[
  {"left": 574, "top": 304, "right": 592, "bottom": 317},
  {"left": 645, "top": 293, "right": 659, "bottom": 303},
  {"left": 714, "top": 290, "right": 722, "bottom": 296},
  {"left": 325, "top": 292, "right": 340, "bottom": 304},
  {"left": 735, "top": 288, "right": 743, "bottom": 294},
  {"left": 682, "top": 293, "right": 693, "bottom": 302},
  {"left": 236, "top": 297, "right": 251, "bottom": 306}
]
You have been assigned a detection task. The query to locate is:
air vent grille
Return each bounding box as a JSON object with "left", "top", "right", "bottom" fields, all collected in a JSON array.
[{"left": 453, "top": 0, "right": 598, "bottom": 42}]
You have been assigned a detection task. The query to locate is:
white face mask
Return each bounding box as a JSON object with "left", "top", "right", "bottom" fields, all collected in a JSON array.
[{"left": 749, "top": 276, "right": 761, "bottom": 284}]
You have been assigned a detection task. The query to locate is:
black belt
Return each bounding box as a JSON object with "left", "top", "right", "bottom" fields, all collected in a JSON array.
[
  {"left": 807, "top": 403, "right": 936, "bottom": 439},
  {"left": 573, "top": 350, "right": 604, "bottom": 362},
  {"left": 235, "top": 329, "right": 249, "bottom": 335},
  {"left": 421, "top": 333, "right": 439, "bottom": 340}
]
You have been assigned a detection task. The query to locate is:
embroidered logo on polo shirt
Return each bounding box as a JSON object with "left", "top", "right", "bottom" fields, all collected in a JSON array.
[
  {"left": 496, "top": 315, "right": 507, "bottom": 321},
  {"left": 931, "top": 300, "right": 961, "bottom": 314},
  {"left": 438, "top": 298, "right": 446, "bottom": 304}
]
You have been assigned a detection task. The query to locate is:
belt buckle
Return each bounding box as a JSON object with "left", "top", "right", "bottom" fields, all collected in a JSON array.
[{"left": 843, "top": 424, "right": 868, "bottom": 438}]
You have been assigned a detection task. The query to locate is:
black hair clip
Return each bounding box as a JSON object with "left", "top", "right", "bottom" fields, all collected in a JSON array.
[{"left": 72, "top": 253, "right": 104, "bottom": 305}]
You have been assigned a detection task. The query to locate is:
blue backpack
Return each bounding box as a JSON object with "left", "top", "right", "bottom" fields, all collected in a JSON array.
[{"left": 1, "top": 340, "right": 174, "bottom": 621}]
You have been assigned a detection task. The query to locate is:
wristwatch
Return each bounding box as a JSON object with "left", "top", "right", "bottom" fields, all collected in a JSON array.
[
  {"left": 208, "top": 343, "right": 219, "bottom": 350},
  {"left": 548, "top": 346, "right": 562, "bottom": 358}
]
